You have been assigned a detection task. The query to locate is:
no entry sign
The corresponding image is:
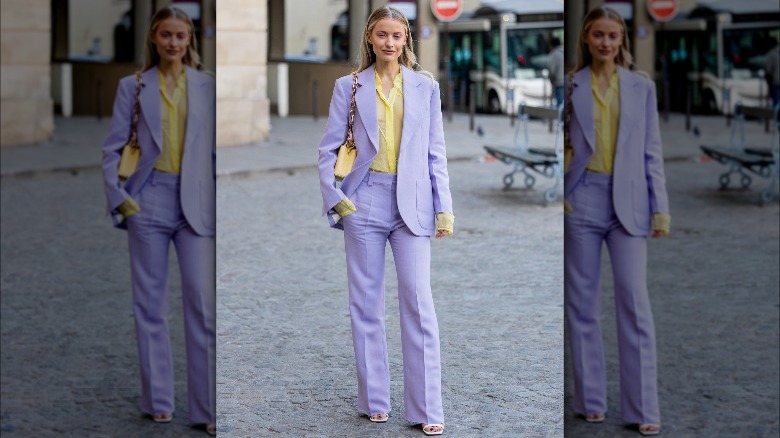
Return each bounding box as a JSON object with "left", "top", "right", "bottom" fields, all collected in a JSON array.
[
  {"left": 647, "top": 0, "right": 679, "bottom": 22},
  {"left": 431, "top": 0, "right": 462, "bottom": 22}
]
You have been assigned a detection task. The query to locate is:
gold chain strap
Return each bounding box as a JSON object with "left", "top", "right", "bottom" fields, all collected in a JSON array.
[
  {"left": 129, "top": 72, "right": 142, "bottom": 148},
  {"left": 564, "top": 71, "right": 574, "bottom": 152},
  {"left": 345, "top": 73, "right": 358, "bottom": 149}
]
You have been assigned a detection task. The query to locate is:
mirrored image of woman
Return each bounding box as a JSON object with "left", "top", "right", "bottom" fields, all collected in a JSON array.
[
  {"left": 101, "top": 6, "right": 216, "bottom": 435},
  {"left": 564, "top": 6, "right": 670, "bottom": 437},
  {"left": 317, "top": 6, "right": 453, "bottom": 436}
]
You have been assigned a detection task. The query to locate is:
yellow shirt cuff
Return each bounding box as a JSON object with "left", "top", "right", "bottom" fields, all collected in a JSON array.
[
  {"left": 652, "top": 212, "right": 671, "bottom": 235},
  {"left": 333, "top": 197, "right": 357, "bottom": 218},
  {"left": 563, "top": 199, "right": 573, "bottom": 214},
  {"left": 117, "top": 197, "right": 141, "bottom": 219},
  {"left": 436, "top": 212, "right": 454, "bottom": 235}
]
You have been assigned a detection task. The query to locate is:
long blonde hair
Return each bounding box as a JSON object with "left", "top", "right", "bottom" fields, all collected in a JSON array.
[
  {"left": 355, "top": 6, "right": 430, "bottom": 77},
  {"left": 565, "top": 7, "right": 639, "bottom": 167},
  {"left": 572, "top": 6, "right": 634, "bottom": 73},
  {"left": 140, "top": 6, "right": 202, "bottom": 72}
]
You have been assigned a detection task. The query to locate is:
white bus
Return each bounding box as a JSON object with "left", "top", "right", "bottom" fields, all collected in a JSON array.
[
  {"left": 443, "top": 1, "right": 564, "bottom": 114},
  {"left": 656, "top": 1, "right": 780, "bottom": 114}
]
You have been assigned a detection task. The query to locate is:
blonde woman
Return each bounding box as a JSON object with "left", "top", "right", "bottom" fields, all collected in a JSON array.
[
  {"left": 317, "top": 6, "right": 453, "bottom": 436},
  {"left": 101, "top": 6, "right": 216, "bottom": 435},
  {"left": 564, "top": 6, "right": 670, "bottom": 436}
]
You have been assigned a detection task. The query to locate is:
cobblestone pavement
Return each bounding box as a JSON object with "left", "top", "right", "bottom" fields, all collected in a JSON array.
[
  {"left": 563, "top": 118, "right": 780, "bottom": 437},
  {"left": 1, "top": 170, "right": 209, "bottom": 437},
  {"left": 215, "top": 159, "right": 564, "bottom": 437},
  {"left": 2, "top": 112, "right": 778, "bottom": 437},
  {"left": 1, "top": 113, "right": 564, "bottom": 437}
]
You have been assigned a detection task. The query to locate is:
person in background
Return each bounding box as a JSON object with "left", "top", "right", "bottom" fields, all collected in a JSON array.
[
  {"left": 563, "top": 6, "right": 670, "bottom": 436},
  {"left": 113, "top": 11, "right": 134, "bottom": 62},
  {"left": 548, "top": 36, "right": 564, "bottom": 108},
  {"left": 101, "top": 6, "right": 216, "bottom": 435},
  {"left": 764, "top": 40, "right": 780, "bottom": 109},
  {"left": 317, "top": 6, "right": 453, "bottom": 436}
]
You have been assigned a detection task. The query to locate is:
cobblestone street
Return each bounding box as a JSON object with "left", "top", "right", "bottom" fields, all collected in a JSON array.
[
  {"left": 1, "top": 112, "right": 777, "bottom": 437},
  {"left": 215, "top": 131, "right": 565, "bottom": 436},
  {"left": 1, "top": 170, "right": 203, "bottom": 437},
  {"left": 563, "top": 116, "right": 780, "bottom": 437}
]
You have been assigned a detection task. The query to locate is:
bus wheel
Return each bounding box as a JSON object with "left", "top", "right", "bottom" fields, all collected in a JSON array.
[{"left": 488, "top": 91, "right": 501, "bottom": 114}]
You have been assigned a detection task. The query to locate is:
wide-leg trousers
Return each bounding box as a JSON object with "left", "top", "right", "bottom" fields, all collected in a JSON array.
[
  {"left": 342, "top": 171, "right": 444, "bottom": 425},
  {"left": 126, "top": 171, "right": 216, "bottom": 424},
  {"left": 564, "top": 171, "right": 660, "bottom": 424}
]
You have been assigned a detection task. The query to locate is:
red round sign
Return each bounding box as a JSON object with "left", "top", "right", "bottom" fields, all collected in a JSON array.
[
  {"left": 431, "top": 0, "right": 463, "bottom": 22},
  {"left": 647, "top": 0, "right": 679, "bottom": 22}
]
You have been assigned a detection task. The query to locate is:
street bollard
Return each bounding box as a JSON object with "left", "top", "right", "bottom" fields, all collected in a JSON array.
[
  {"left": 312, "top": 80, "right": 319, "bottom": 121},
  {"left": 686, "top": 83, "right": 691, "bottom": 132},
  {"left": 759, "top": 70, "right": 769, "bottom": 133},
  {"left": 507, "top": 88, "right": 514, "bottom": 127},
  {"left": 459, "top": 80, "right": 466, "bottom": 111},
  {"left": 469, "top": 84, "right": 475, "bottom": 132},
  {"left": 663, "top": 79, "right": 670, "bottom": 122},
  {"left": 446, "top": 82, "right": 453, "bottom": 123},
  {"left": 277, "top": 62, "right": 289, "bottom": 118},
  {"left": 62, "top": 63, "right": 72, "bottom": 117}
]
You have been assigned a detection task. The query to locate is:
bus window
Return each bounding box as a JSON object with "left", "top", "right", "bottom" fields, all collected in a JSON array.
[
  {"left": 484, "top": 28, "right": 501, "bottom": 76},
  {"left": 723, "top": 27, "right": 779, "bottom": 79},
  {"left": 506, "top": 27, "right": 564, "bottom": 80}
]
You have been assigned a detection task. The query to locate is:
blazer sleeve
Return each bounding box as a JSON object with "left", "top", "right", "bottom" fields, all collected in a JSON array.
[
  {"left": 101, "top": 76, "right": 134, "bottom": 219},
  {"left": 643, "top": 80, "right": 669, "bottom": 215},
  {"left": 318, "top": 78, "right": 350, "bottom": 216},
  {"left": 427, "top": 80, "right": 453, "bottom": 214}
]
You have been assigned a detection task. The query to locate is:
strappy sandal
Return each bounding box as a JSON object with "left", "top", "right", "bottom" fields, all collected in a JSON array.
[
  {"left": 638, "top": 424, "right": 660, "bottom": 436},
  {"left": 584, "top": 413, "right": 605, "bottom": 423},
  {"left": 152, "top": 413, "right": 173, "bottom": 423},
  {"left": 369, "top": 413, "right": 388, "bottom": 423},
  {"left": 422, "top": 423, "right": 444, "bottom": 435}
]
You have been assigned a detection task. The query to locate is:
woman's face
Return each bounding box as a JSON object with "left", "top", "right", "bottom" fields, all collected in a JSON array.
[
  {"left": 584, "top": 17, "right": 623, "bottom": 64},
  {"left": 151, "top": 17, "right": 190, "bottom": 65},
  {"left": 368, "top": 18, "right": 407, "bottom": 65}
]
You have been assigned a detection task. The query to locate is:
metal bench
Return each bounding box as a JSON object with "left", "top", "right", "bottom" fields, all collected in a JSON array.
[
  {"left": 700, "top": 104, "right": 779, "bottom": 204},
  {"left": 483, "top": 104, "right": 563, "bottom": 203}
]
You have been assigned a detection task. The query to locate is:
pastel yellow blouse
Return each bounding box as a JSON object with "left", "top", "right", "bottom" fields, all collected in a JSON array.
[
  {"left": 586, "top": 70, "right": 619, "bottom": 174},
  {"left": 370, "top": 70, "right": 403, "bottom": 173},
  {"left": 153, "top": 69, "right": 188, "bottom": 174},
  {"left": 117, "top": 69, "right": 188, "bottom": 219}
]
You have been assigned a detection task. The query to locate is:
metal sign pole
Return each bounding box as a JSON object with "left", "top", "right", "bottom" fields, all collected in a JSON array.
[{"left": 444, "top": 21, "right": 452, "bottom": 122}]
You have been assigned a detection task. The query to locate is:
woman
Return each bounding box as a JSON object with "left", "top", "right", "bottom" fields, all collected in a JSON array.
[
  {"left": 101, "top": 6, "right": 216, "bottom": 435},
  {"left": 564, "top": 6, "right": 670, "bottom": 436},
  {"left": 317, "top": 6, "right": 453, "bottom": 436}
]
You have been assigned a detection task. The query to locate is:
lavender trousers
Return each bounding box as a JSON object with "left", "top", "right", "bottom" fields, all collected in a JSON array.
[
  {"left": 342, "top": 171, "right": 444, "bottom": 425},
  {"left": 564, "top": 171, "right": 660, "bottom": 425},
  {"left": 126, "top": 171, "right": 216, "bottom": 424}
]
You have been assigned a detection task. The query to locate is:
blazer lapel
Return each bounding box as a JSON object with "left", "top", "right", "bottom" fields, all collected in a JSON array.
[
  {"left": 399, "top": 65, "right": 422, "bottom": 160},
  {"left": 571, "top": 66, "right": 595, "bottom": 153},
  {"left": 615, "top": 66, "right": 639, "bottom": 155},
  {"left": 139, "top": 66, "right": 163, "bottom": 151},
  {"left": 355, "top": 65, "right": 379, "bottom": 154},
  {"left": 183, "top": 65, "right": 204, "bottom": 150}
]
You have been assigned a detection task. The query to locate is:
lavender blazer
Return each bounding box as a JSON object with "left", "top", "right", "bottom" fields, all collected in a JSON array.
[
  {"left": 318, "top": 65, "right": 453, "bottom": 237},
  {"left": 101, "top": 65, "right": 216, "bottom": 237},
  {"left": 565, "top": 66, "right": 669, "bottom": 237}
]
